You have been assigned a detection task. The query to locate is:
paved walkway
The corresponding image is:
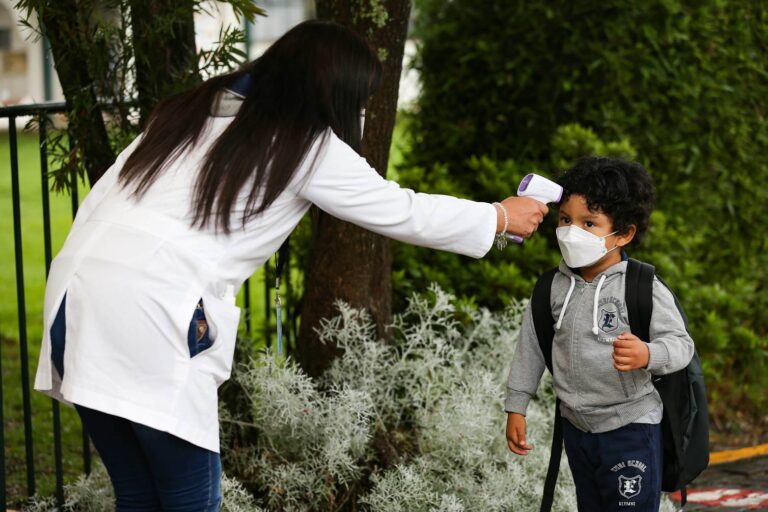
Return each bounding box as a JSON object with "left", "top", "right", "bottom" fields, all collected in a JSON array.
[{"left": 669, "top": 456, "right": 768, "bottom": 510}]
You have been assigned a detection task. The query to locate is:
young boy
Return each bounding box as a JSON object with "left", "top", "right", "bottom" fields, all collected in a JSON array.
[{"left": 504, "top": 157, "right": 694, "bottom": 511}]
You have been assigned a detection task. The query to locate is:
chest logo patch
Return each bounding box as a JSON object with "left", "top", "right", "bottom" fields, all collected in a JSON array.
[
  {"left": 597, "top": 296, "right": 624, "bottom": 333},
  {"left": 600, "top": 308, "right": 618, "bottom": 332}
]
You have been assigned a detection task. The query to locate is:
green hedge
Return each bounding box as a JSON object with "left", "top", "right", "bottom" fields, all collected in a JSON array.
[{"left": 395, "top": 0, "right": 768, "bottom": 424}]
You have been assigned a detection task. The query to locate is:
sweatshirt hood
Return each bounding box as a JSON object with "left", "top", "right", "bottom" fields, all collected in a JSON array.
[{"left": 555, "top": 253, "right": 630, "bottom": 334}]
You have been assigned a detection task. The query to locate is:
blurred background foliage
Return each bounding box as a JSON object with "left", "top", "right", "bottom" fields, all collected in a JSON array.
[{"left": 392, "top": 0, "right": 768, "bottom": 431}]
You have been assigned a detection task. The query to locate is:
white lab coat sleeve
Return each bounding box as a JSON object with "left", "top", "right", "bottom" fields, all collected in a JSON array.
[{"left": 297, "top": 134, "right": 498, "bottom": 259}]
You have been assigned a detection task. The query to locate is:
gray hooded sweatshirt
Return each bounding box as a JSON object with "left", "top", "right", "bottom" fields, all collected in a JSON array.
[{"left": 505, "top": 259, "right": 695, "bottom": 433}]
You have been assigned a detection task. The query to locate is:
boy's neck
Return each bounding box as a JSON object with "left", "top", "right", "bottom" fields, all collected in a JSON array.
[{"left": 579, "top": 251, "right": 624, "bottom": 282}]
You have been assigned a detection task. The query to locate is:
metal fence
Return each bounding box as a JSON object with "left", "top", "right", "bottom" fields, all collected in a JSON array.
[{"left": 0, "top": 102, "right": 292, "bottom": 509}]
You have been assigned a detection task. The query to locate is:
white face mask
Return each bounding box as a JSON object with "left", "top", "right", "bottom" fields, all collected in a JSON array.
[{"left": 556, "top": 225, "right": 619, "bottom": 268}]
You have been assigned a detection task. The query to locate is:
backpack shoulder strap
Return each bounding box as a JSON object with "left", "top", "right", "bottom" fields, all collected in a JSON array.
[
  {"left": 540, "top": 399, "right": 563, "bottom": 512},
  {"left": 530, "top": 266, "right": 559, "bottom": 512},
  {"left": 531, "top": 267, "right": 558, "bottom": 373},
  {"left": 626, "top": 258, "right": 655, "bottom": 343}
]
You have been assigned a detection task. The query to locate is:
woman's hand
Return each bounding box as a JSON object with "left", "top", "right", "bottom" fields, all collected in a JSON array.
[
  {"left": 506, "top": 412, "right": 534, "bottom": 456},
  {"left": 498, "top": 196, "right": 548, "bottom": 238},
  {"left": 612, "top": 332, "right": 650, "bottom": 371}
]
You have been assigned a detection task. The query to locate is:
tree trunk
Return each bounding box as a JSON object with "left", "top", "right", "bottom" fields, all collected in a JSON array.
[
  {"left": 130, "top": 0, "right": 200, "bottom": 127},
  {"left": 37, "top": 0, "right": 115, "bottom": 185},
  {"left": 32, "top": 0, "right": 200, "bottom": 185},
  {"left": 297, "top": 0, "right": 412, "bottom": 377}
]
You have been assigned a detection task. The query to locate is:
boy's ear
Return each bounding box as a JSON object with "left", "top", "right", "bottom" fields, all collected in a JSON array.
[{"left": 616, "top": 225, "right": 637, "bottom": 248}]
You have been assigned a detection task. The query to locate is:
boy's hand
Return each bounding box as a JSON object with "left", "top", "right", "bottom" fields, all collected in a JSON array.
[
  {"left": 506, "top": 412, "right": 534, "bottom": 456},
  {"left": 612, "top": 332, "right": 650, "bottom": 371}
]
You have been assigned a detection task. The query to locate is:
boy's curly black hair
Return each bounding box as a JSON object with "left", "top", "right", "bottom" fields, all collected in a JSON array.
[{"left": 557, "top": 156, "right": 656, "bottom": 247}]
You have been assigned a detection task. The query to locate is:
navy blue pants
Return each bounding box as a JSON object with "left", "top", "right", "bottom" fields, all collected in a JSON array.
[
  {"left": 51, "top": 297, "right": 222, "bottom": 512},
  {"left": 563, "top": 418, "right": 662, "bottom": 512}
]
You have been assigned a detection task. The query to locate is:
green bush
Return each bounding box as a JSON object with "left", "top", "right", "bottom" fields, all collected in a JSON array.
[{"left": 399, "top": 0, "right": 768, "bottom": 424}]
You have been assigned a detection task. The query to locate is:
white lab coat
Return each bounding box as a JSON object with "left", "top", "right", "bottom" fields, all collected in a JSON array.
[{"left": 34, "top": 115, "right": 497, "bottom": 452}]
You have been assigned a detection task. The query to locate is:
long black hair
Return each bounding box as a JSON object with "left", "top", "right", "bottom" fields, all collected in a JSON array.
[{"left": 119, "top": 20, "right": 382, "bottom": 233}]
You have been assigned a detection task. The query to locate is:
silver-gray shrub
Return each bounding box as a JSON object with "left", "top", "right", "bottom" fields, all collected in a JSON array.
[
  {"left": 23, "top": 465, "right": 262, "bottom": 512},
  {"left": 222, "top": 284, "right": 587, "bottom": 511}
]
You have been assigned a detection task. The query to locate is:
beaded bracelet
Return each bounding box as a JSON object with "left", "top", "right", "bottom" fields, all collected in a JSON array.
[{"left": 493, "top": 202, "right": 508, "bottom": 250}]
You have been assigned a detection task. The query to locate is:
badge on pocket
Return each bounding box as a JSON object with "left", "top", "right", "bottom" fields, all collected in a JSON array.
[{"left": 188, "top": 300, "right": 212, "bottom": 357}]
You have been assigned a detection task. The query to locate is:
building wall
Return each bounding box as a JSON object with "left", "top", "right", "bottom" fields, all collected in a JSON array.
[{"left": 0, "top": 0, "right": 63, "bottom": 105}]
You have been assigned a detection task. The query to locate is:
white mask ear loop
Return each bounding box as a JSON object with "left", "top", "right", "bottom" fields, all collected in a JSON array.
[
  {"left": 607, "top": 231, "right": 620, "bottom": 252},
  {"left": 597, "top": 231, "right": 621, "bottom": 263}
]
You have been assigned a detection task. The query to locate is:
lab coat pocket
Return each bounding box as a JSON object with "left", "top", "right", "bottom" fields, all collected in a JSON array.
[{"left": 192, "top": 293, "right": 241, "bottom": 386}]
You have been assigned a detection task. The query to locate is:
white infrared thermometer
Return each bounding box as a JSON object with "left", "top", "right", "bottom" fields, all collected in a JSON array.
[{"left": 507, "top": 173, "right": 563, "bottom": 244}]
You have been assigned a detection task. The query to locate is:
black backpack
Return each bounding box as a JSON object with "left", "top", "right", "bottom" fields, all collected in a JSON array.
[{"left": 531, "top": 258, "right": 709, "bottom": 511}]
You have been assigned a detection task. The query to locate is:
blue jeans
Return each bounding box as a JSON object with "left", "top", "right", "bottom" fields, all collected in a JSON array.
[
  {"left": 563, "top": 418, "right": 662, "bottom": 512},
  {"left": 51, "top": 297, "right": 222, "bottom": 511}
]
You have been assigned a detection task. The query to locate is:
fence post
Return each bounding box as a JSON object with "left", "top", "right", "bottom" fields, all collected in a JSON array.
[{"left": 10, "top": 116, "right": 37, "bottom": 498}]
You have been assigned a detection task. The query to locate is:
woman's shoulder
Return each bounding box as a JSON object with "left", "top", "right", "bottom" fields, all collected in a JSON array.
[
  {"left": 289, "top": 129, "right": 383, "bottom": 197},
  {"left": 306, "top": 129, "right": 373, "bottom": 174}
]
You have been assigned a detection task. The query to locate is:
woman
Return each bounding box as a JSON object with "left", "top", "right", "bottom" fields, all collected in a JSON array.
[{"left": 34, "top": 20, "right": 546, "bottom": 511}]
